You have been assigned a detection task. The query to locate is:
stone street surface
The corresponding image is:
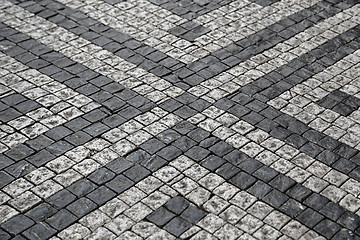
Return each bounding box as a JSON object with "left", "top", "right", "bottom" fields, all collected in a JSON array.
[{"left": 0, "top": 0, "right": 360, "bottom": 239}]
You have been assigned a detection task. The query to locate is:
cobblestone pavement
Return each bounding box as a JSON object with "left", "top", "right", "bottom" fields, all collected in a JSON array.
[{"left": 0, "top": 0, "right": 360, "bottom": 239}]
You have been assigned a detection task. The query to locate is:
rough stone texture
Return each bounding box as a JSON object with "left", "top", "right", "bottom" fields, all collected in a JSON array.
[{"left": 0, "top": 0, "right": 360, "bottom": 239}]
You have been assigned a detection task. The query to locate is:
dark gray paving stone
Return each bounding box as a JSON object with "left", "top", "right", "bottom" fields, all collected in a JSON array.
[
  {"left": 140, "top": 139, "right": 166, "bottom": 155},
  {"left": 146, "top": 207, "right": 175, "bottom": 226},
  {"left": 165, "top": 196, "right": 190, "bottom": 215},
  {"left": 27, "top": 135, "right": 54, "bottom": 151},
  {"left": 157, "top": 146, "right": 182, "bottom": 161},
  {"left": 47, "top": 189, "right": 77, "bottom": 209},
  {"left": 87, "top": 186, "right": 116, "bottom": 205},
  {"left": 105, "top": 175, "right": 134, "bottom": 194},
  {"left": 27, "top": 150, "right": 55, "bottom": 167},
  {"left": 215, "top": 163, "right": 240, "bottom": 179},
  {"left": 187, "top": 128, "right": 210, "bottom": 142},
  {"left": 46, "top": 209, "right": 77, "bottom": 230},
  {"left": 269, "top": 175, "right": 296, "bottom": 192},
  {"left": 296, "top": 208, "right": 324, "bottom": 228},
  {"left": 230, "top": 172, "right": 256, "bottom": 190},
  {"left": 0, "top": 230, "right": 10, "bottom": 240},
  {"left": 172, "top": 136, "right": 197, "bottom": 152},
  {"left": 106, "top": 157, "right": 133, "bottom": 174},
  {"left": 0, "top": 171, "right": 14, "bottom": 188},
  {"left": 26, "top": 203, "right": 57, "bottom": 223},
  {"left": 333, "top": 229, "right": 360, "bottom": 240},
  {"left": 279, "top": 199, "right": 306, "bottom": 218},
  {"left": 102, "top": 114, "right": 126, "bottom": 128},
  {"left": 126, "top": 150, "right": 151, "bottom": 164},
  {"left": 263, "top": 189, "right": 289, "bottom": 208},
  {"left": 181, "top": 205, "right": 207, "bottom": 224},
  {"left": 286, "top": 184, "right": 312, "bottom": 202},
  {"left": 1, "top": 94, "right": 26, "bottom": 106},
  {"left": 337, "top": 212, "right": 360, "bottom": 231},
  {"left": 66, "top": 198, "right": 97, "bottom": 218},
  {"left": 314, "top": 219, "right": 341, "bottom": 239},
  {"left": 83, "top": 122, "right": 110, "bottom": 137},
  {"left": 209, "top": 142, "right": 233, "bottom": 157},
  {"left": 140, "top": 155, "right": 167, "bottom": 172},
  {"left": 0, "top": 155, "right": 14, "bottom": 170},
  {"left": 23, "top": 222, "right": 56, "bottom": 240},
  {"left": 238, "top": 159, "right": 263, "bottom": 174},
  {"left": 6, "top": 160, "right": 35, "bottom": 179},
  {"left": 1, "top": 215, "right": 34, "bottom": 235},
  {"left": 163, "top": 217, "right": 192, "bottom": 237},
  {"left": 64, "top": 117, "right": 91, "bottom": 132},
  {"left": 248, "top": 181, "right": 273, "bottom": 199},
  {"left": 185, "top": 146, "right": 210, "bottom": 162},
  {"left": 303, "top": 193, "right": 328, "bottom": 211},
  {"left": 123, "top": 165, "right": 150, "bottom": 182},
  {"left": 67, "top": 179, "right": 96, "bottom": 198},
  {"left": 224, "top": 150, "right": 250, "bottom": 166},
  {"left": 201, "top": 155, "right": 226, "bottom": 171},
  {"left": 253, "top": 166, "right": 279, "bottom": 182},
  {"left": 46, "top": 141, "right": 73, "bottom": 156},
  {"left": 333, "top": 158, "right": 357, "bottom": 174},
  {"left": 5, "top": 144, "right": 34, "bottom": 161},
  {"left": 173, "top": 121, "right": 196, "bottom": 134},
  {"left": 88, "top": 168, "right": 115, "bottom": 185},
  {"left": 65, "top": 131, "right": 92, "bottom": 146},
  {"left": 199, "top": 137, "right": 219, "bottom": 149}
]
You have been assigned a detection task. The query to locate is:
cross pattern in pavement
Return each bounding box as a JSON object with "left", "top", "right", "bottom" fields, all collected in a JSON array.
[{"left": 0, "top": 0, "right": 360, "bottom": 239}]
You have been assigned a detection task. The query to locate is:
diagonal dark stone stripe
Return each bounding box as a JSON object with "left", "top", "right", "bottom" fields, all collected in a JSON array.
[
  {"left": 146, "top": 196, "right": 207, "bottom": 237},
  {"left": 213, "top": 92, "right": 360, "bottom": 177},
  {"left": 147, "top": 0, "right": 238, "bottom": 20},
  {"left": 1, "top": 17, "right": 360, "bottom": 200},
  {"left": 168, "top": 20, "right": 210, "bottom": 42},
  {"left": 0, "top": 23, "right": 159, "bottom": 179},
  {"left": 10, "top": 0, "right": 186, "bottom": 81},
  {"left": 1, "top": 124, "right": 359, "bottom": 239},
  {"left": 174, "top": 0, "right": 359, "bottom": 87},
  {"left": 0, "top": 93, "right": 42, "bottom": 123},
  {"left": 190, "top": 130, "right": 360, "bottom": 239},
  {"left": 10, "top": 0, "right": 358, "bottom": 90},
  {"left": 0, "top": 22, "right": 155, "bottom": 114},
  {"left": 317, "top": 90, "right": 360, "bottom": 117},
  {"left": 239, "top": 25, "right": 360, "bottom": 101},
  {"left": 0, "top": 127, "right": 180, "bottom": 238}
]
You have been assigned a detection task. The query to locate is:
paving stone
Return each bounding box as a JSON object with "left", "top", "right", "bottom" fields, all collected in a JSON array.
[
  {"left": 303, "top": 193, "right": 328, "bottom": 211},
  {"left": 185, "top": 146, "right": 210, "bottom": 162},
  {"left": 230, "top": 172, "right": 256, "bottom": 190},
  {"left": 313, "top": 219, "right": 341, "bottom": 239},
  {"left": 296, "top": 208, "right": 324, "bottom": 228},
  {"left": 5, "top": 145, "right": 34, "bottom": 161},
  {"left": 2, "top": 1, "right": 360, "bottom": 239},
  {"left": 337, "top": 212, "right": 360, "bottom": 231},
  {"left": 46, "top": 189, "right": 77, "bottom": 209},
  {"left": 146, "top": 207, "right": 175, "bottom": 226},
  {"left": 86, "top": 186, "right": 116, "bottom": 205},
  {"left": 25, "top": 203, "right": 57, "bottom": 222},
  {"left": 1, "top": 214, "right": 34, "bottom": 235},
  {"left": 66, "top": 198, "right": 97, "bottom": 218},
  {"left": 23, "top": 222, "right": 57, "bottom": 240},
  {"left": 46, "top": 209, "right": 77, "bottom": 230},
  {"left": 157, "top": 146, "right": 182, "bottom": 161},
  {"left": 269, "top": 175, "right": 296, "bottom": 192},
  {"left": 88, "top": 168, "right": 115, "bottom": 185},
  {"left": 67, "top": 179, "right": 96, "bottom": 198},
  {"left": 106, "top": 175, "right": 134, "bottom": 194},
  {"left": 286, "top": 184, "right": 312, "bottom": 202},
  {"left": 181, "top": 205, "right": 207, "bottom": 223},
  {"left": 163, "top": 217, "right": 192, "bottom": 237},
  {"left": 123, "top": 165, "right": 150, "bottom": 182}
]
